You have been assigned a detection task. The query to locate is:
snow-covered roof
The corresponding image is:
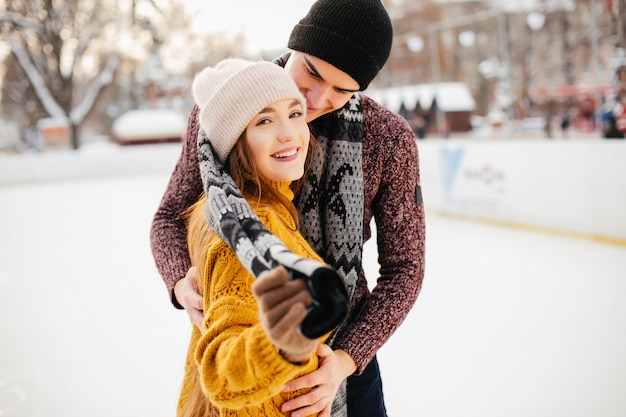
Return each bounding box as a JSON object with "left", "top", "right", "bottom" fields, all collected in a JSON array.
[
  {"left": 364, "top": 82, "right": 476, "bottom": 113},
  {"left": 112, "top": 109, "right": 186, "bottom": 141}
]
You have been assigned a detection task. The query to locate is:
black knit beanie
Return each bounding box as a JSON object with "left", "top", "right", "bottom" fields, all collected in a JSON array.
[{"left": 288, "top": 0, "right": 393, "bottom": 90}]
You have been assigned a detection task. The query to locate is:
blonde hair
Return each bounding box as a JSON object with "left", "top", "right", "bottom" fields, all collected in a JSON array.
[{"left": 177, "top": 131, "right": 319, "bottom": 417}]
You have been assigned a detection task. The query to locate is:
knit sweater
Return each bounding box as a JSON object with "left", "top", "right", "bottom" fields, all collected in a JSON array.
[
  {"left": 151, "top": 94, "right": 425, "bottom": 374},
  {"left": 178, "top": 182, "right": 326, "bottom": 416}
]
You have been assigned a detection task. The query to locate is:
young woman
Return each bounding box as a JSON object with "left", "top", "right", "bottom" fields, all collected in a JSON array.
[{"left": 177, "top": 59, "right": 332, "bottom": 417}]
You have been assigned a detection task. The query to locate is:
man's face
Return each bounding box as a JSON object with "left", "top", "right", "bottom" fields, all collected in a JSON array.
[{"left": 284, "top": 51, "right": 360, "bottom": 122}]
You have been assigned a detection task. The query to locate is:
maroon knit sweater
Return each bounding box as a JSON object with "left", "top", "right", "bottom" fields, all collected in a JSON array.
[{"left": 150, "top": 95, "right": 425, "bottom": 373}]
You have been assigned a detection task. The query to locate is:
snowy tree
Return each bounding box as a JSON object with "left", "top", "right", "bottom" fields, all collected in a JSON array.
[
  {"left": 1, "top": 0, "right": 257, "bottom": 150},
  {"left": 0, "top": 0, "right": 174, "bottom": 149}
]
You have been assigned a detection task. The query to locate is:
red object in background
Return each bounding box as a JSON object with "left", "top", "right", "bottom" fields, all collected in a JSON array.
[
  {"left": 607, "top": 0, "right": 612, "bottom": 11},
  {"left": 575, "top": 96, "right": 598, "bottom": 132},
  {"left": 529, "top": 85, "right": 614, "bottom": 100},
  {"left": 616, "top": 104, "right": 626, "bottom": 132}
]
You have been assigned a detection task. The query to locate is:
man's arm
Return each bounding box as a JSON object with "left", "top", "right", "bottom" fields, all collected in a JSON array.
[
  {"left": 150, "top": 105, "right": 204, "bottom": 308},
  {"left": 333, "top": 98, "right": 426, "bottom": 372}
]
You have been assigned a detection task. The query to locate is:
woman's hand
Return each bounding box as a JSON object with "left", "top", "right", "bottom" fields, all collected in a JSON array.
[
  {"left": 280, "top": 344, "right": 357, "bottom": 417},
  {"left": 252, "top": 266, "right": 317, "bottom": 363}
]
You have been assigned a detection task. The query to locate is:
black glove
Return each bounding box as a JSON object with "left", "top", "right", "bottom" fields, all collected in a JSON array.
[{"left": 269, "top": 247, "right": 349, "bottom": 339}]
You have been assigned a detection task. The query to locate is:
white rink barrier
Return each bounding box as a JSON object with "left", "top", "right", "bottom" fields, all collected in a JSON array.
[
  {"left": 418, "top": 138, "right": 626, "bottom": 244},
  {"left": 2, "top": 138, "right": 624, "bottom": 243},
  {"left": 0, "top": 143, "right": 180, "bottom": 185}
]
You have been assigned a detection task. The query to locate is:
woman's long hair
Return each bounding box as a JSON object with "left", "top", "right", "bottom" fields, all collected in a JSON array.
[{"left": 177, "top": 132, "right": 319, "bottom": 417}]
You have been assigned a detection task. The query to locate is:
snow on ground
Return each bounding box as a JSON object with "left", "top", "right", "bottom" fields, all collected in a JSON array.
[{"left": 1, "top": 144, "right": 625, "bottom": 417}]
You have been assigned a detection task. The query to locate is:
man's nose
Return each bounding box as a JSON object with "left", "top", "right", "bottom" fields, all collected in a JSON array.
[{"left": 307, "top": 85, "right": 332, "bottom": 109}]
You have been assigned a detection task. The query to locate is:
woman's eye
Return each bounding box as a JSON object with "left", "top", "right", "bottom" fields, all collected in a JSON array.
[
  {"left": 256, "top": 118, "right": 271, "bottom": 126},
  {"left": 290, "top": 110, "right": 303, "bottom": 119}
]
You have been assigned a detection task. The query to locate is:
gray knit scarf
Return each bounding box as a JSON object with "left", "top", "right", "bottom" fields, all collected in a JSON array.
[
  {"left": 294, "top": 93, "right": 364, "bottom": 417},
  {"left": 275, "top": 53, "right": 364, "bottom": 309},
  {"left": 198, "top": 54, "right": 364, "bottom": 417}
]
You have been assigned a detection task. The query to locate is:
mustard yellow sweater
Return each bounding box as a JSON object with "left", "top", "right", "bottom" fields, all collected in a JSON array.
[{"left": 179, "top": 183, "right": 326, "bottom": 416}]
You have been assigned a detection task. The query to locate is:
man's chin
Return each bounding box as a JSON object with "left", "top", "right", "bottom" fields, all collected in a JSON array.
[{"left": 307, "top": 109, "right": 332, "bottom": 122}]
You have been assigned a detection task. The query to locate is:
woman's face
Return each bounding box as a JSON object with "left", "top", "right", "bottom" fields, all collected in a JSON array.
[{"left": 245, "top": 98, "right": 310, "bottom": 182}]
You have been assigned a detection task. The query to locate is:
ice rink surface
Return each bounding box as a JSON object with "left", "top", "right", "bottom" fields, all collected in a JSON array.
[{"left": 1, "top": 150, "right": 625, "bottom": 417}]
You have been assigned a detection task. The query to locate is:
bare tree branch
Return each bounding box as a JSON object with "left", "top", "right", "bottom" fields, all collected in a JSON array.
[
  {"left": 0, "top": 12, "right": 42, "bottom": 31},
  {"left": 70, "top": 53, "right": 119, "bottom": 124},
  {"left": 9, "top": 36, "right": 66, "bottom": 118}
]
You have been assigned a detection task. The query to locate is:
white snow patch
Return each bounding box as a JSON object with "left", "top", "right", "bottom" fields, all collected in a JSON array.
[{"left": 1, "top": 145, "right": 625, "bottom": 417}]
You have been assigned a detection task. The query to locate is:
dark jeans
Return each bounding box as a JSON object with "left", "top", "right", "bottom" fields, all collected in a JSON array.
[{"left": 346, "top": 355, "right": 387, "bottom": 417}]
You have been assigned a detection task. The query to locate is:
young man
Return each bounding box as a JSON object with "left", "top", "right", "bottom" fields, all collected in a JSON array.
[{"left": 150, "top": 1, "right": 425, "bottom": 416}]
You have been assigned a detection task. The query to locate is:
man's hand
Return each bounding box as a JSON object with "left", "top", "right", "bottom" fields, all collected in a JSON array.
[
  {"left": 252, "top": 266, "right": 317, "bottom": 363},
  {"left": 280, "top": 345, "right": 357, "bottom": 417},
  {"left": 174, "top": 266, "right": 204, "bottom": 329}
]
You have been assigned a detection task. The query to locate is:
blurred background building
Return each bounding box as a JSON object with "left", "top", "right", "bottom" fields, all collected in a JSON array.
[
  {"left": 1, "top": 0, "right": 625, "bottom": 151},
  {"left": 384, "top": 0, "right": 625, "bottom": 137}
]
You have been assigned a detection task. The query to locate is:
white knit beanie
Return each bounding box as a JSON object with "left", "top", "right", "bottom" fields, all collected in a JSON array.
[{"left": 192, "top": 59, "right": 306, "bottom": 163}]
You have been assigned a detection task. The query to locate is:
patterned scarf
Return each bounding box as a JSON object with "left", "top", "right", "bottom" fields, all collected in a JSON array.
[
  {"left": 197, "top": 131, "right": 349, "bottom": 340},
  {"left": 293, "top": 92, "right": 364, "bottom": 417},
  {"left": 276, "top": 53, "right": 364, "bottom": 309}
]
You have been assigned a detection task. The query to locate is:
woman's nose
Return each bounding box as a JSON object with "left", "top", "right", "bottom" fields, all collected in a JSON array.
[{"left": 277, "top": 122, "right": 296, "bottom": 142}]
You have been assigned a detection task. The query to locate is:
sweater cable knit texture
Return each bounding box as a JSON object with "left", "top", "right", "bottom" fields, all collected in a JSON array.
[{"left": 179, "top": 183, "right": 327, "bottom": 416}]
